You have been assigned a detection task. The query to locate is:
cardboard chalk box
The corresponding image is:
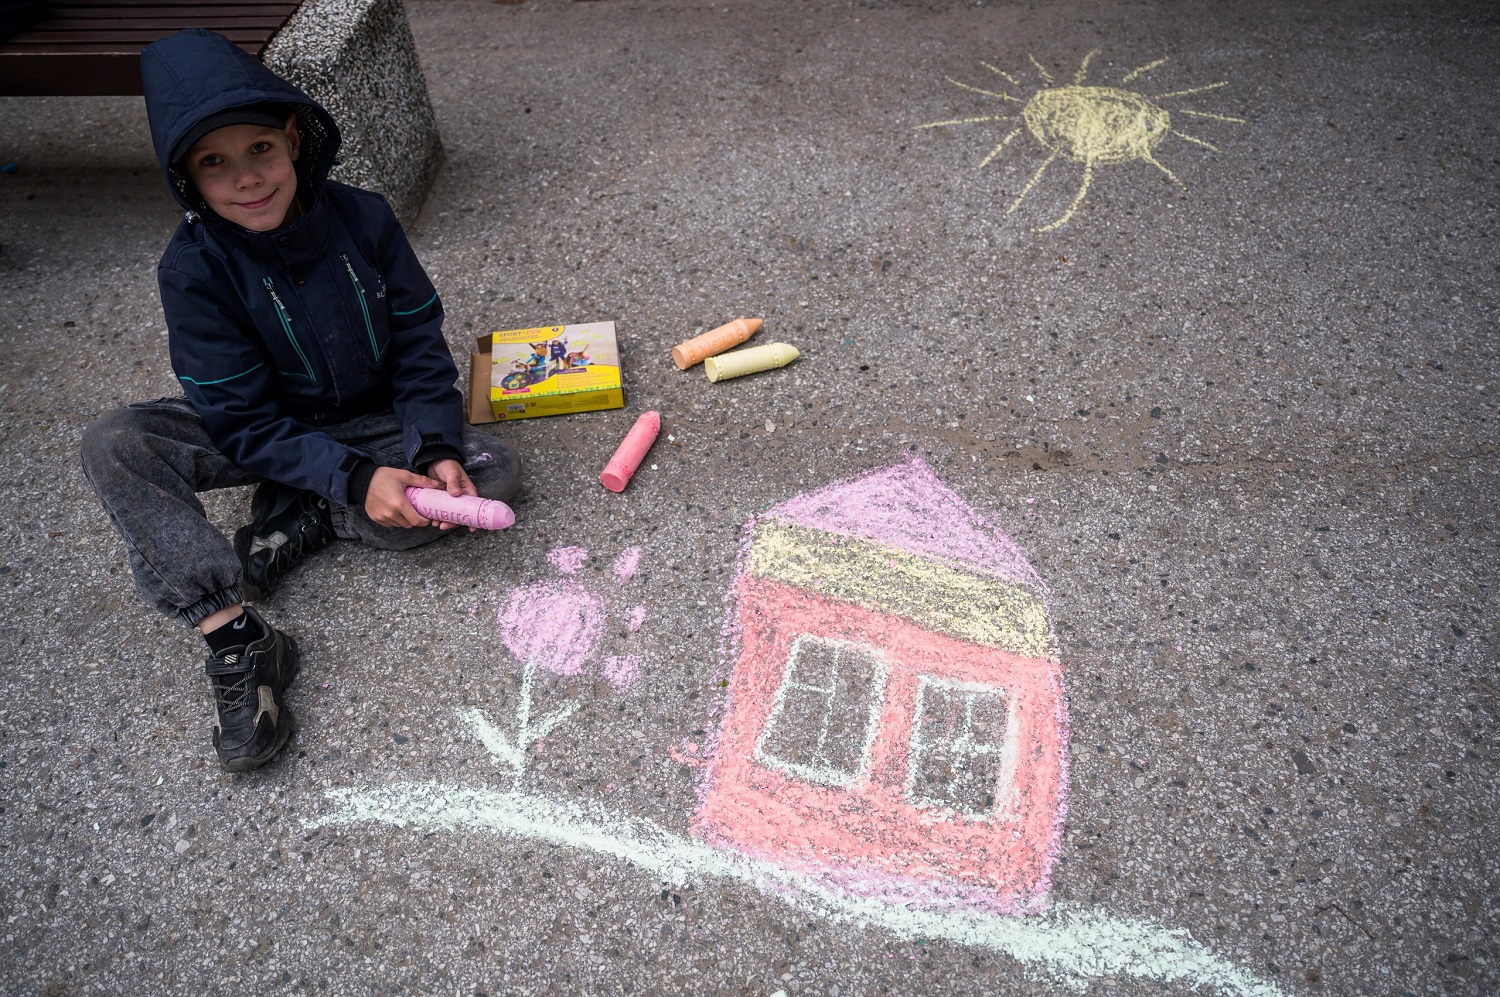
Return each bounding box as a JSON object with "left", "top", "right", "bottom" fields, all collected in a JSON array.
[{"left": 469, "top": 321, "right": 624, "bottom": 423}]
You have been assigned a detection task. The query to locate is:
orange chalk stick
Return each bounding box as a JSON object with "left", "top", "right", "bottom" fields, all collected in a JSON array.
[
  {"left": 671, "top": 317, "right": 762, "bottom": 370},
  {"left": 599, "top": 411, "right": 661, "bottom": 492}
]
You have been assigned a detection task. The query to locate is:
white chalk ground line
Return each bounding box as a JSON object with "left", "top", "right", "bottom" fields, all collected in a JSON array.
[{"left": 308, "top": 782, "right": 1289, "bottom": 997}]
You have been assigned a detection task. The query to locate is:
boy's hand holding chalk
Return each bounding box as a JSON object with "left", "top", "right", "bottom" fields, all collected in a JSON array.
[{"left": 404, "top": 486, "right": 515, "bottom": 530}]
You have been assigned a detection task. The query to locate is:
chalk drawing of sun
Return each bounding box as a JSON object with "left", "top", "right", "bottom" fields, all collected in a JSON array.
[{"left": 918, "top": 51, "right": 1245, "bottom": 232}]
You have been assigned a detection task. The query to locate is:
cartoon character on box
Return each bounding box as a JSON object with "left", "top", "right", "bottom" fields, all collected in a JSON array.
[
  {"left": 500, "top": 361, "right": 529, "bottom": 392},
  {"left": 693, "top": 458, "right": 1067, "bottom": 910},
  {"left": 500, "top": 356, "right": 548, "bottom": 392}
]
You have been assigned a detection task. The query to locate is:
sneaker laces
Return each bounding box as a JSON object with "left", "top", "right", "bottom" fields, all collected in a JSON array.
[
  {"left": 211, "top": 655, "right": 257, "bottom": 714},
  {"left": 266, "top": 500, "right": 333, "bottom": 574},
  {"left": 271, "top": 528, "right": 311, "bottom": 570}
]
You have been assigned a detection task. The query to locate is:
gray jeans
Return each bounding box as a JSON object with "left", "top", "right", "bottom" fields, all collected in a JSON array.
[{"left": 80, "top": 397, "right": 521, "bottom": 627}]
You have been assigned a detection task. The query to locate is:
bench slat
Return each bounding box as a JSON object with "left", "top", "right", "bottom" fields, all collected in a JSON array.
[
  {"left": 48, "top": 0, "right": 288, "bottom": 7},
  {"left": 37, "top": 7, "right": 298, "bottom": 18},
  {"left": 0, "top": 40, "right": 264, "bottom": 55},
  {"left": 7, "top": 28, "right": 278, "bottom": 44},
  {"left": 0, "top": 46, "right": 261, "bottom": 95},
  {"left": 27, "top": 20, "right": 291, "bottom": 35}
]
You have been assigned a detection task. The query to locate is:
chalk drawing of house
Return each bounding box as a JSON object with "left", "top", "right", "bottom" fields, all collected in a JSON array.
[{"left": 693, "top": 458, "right": 1068, "bottom": 909}]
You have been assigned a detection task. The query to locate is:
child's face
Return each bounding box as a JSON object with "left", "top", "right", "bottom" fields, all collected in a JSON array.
[{"left": 183, "top": 118, "right": 301, "bottom": 231}]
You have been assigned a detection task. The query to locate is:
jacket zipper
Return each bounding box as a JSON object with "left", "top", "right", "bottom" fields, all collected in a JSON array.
[
  {"left": 342, "top": 255, "right": 382, "bottom": 362},
  {"left": 262, "top": 277, "right": 317, "bottom": 381}
]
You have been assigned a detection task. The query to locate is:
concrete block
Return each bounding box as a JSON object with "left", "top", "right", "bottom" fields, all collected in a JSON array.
[{"left": 262, "top": 0, "right": 443, "bottom": 223}]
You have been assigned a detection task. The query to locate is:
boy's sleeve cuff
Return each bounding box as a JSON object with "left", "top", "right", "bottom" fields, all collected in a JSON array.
[
  {"left": 415, "top": 444, "right": 464, "bottom": 472},
  {"left": 345, "top": 458, "right": 378, "bottom": 506}
]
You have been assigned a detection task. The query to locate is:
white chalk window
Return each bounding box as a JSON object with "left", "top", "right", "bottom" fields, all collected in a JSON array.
[
  {"left": 905, "top": 678, "right": 1018, "bottom": 819},
  {"left": 755, "top": 635, "right": 888, "bottom": 788}
]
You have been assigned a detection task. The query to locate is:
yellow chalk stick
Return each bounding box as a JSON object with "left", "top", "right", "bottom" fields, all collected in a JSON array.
[
  {"left": 672, "top": 317, "right": 761, "bottom": 370},
  {"left": 704, "top": 343, "right": 800, "bottom": 382}
]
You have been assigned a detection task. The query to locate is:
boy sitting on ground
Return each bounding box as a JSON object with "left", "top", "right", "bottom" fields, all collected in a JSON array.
[{"left": 81, "top": 28, "right": 520, "bottom": 773}]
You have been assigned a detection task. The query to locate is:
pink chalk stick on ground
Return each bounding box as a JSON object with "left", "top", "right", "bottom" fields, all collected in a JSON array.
[
  {"left": 599, "top": 411, "right": 661, "bottom": 492},
  {"left": 405, "top": 487, "right": 515, "bottom": 530}
]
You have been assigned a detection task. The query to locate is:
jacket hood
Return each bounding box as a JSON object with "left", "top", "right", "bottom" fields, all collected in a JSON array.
[{"left": 141, "top": 28, "right": 341, "bottom": 215}]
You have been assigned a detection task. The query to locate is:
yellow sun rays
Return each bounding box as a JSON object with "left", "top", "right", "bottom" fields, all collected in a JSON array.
[{"left": 917, "top": 51, "right": 1245, "bottom": 232}]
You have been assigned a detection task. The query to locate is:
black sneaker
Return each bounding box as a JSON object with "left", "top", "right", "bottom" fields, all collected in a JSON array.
[
  {"left": 205, "top": 606, "right": 301, "bottom": 772},
  {"left": 234, "top": 483, "right": 336, "bottom": 600}
]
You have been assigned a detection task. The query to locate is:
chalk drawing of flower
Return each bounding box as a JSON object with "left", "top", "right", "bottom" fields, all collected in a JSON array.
[
  {"left": 461, "top": 546, "right": 645, "bottom": 787},
  {"left": 498, "top": 578, "right": 605, "bottom": 678}
]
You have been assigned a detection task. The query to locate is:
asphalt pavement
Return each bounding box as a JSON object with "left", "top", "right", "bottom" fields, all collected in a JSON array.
[{"left": 0, "top": 1, "right": 1496, "bottom": 995}]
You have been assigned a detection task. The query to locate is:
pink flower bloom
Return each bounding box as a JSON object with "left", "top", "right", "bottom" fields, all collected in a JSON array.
[
  {"left": 548, "top": 546, "right": 589, "bottom": 575},
  {"left": 612, "top": 547, "right": 643, "bottom": 581},
  {"left": 496, "top": 580, "right": 605, "bottom": 677},
  {"left": 601, "top": 654, "right": 641, "bottom": 692}
]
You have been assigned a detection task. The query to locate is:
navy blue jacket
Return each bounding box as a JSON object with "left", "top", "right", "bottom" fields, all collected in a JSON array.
[{"left": 140, "top": 29, "right": 464, "bottom": 508}]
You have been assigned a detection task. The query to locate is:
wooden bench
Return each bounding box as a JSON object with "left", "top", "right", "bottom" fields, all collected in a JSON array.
[
  {"left": 0, "top": 0, "right": 443, "bottom": 221},
  {"left": 0, "top": 1, "right": 303, "bottom": 96}
]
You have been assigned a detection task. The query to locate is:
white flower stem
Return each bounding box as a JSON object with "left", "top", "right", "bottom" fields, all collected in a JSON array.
[
  {"left": 515, "top": 659, "right": 536, "bottom": 739},
  {"left": 512, "top": 659, "right": 537, "bottom": 789},
  {"left": 503, "top": 659, "right": 585, "bottom": 790},
  {"left": 459, "top": 708, "right": 520, "bottom": 768}
]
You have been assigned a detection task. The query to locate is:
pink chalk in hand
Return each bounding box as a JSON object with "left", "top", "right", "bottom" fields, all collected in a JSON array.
[
  {"left": 404, "top": 487, "right": 515, "bottom": 530},
  {"left": 599, "top": 411, "right": 660, "bottom": 493}
]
